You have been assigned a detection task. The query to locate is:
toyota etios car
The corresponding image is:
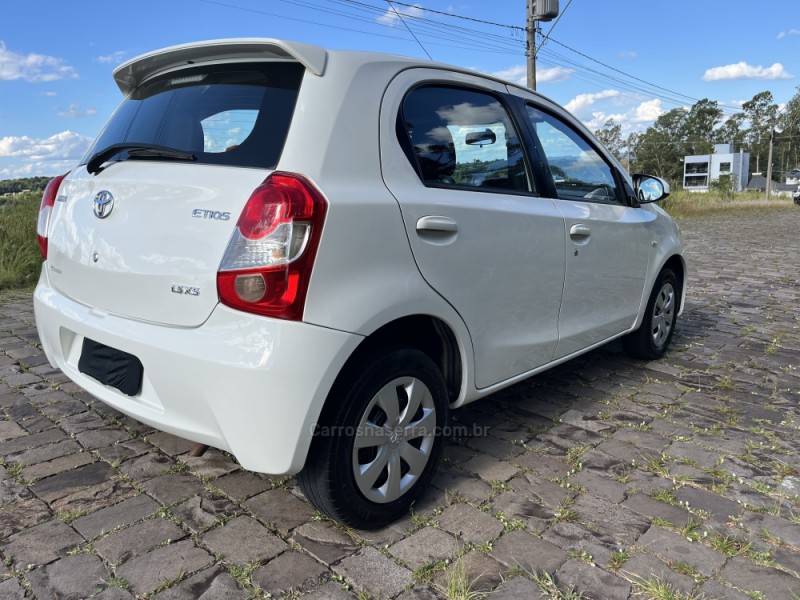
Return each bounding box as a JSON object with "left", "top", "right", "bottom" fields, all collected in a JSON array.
[{"left": 34, "top": 39, "right": 685, "bottom": 528}]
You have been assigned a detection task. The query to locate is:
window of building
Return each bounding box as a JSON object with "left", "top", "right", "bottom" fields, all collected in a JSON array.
[
  {"left": 685, "top": 162, "right": 708, "bottom": 175},
  {"left": 685, "top": 175, "right": 708, "bottom": 188},
  {"left": 719, "top": 162, "right": 731, "bottom": 173}
]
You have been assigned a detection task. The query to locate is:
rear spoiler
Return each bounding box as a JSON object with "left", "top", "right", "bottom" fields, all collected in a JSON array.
[{"left": 113, "top": 38, "right": 327, "bottom": 95}]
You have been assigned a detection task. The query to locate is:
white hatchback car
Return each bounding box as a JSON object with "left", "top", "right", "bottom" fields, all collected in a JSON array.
[{"left": 34, "top": 38, "right": 685, "bottom": 528}]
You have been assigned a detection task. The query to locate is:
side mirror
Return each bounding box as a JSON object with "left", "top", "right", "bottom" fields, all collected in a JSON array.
[
  {"left": 632, "top": 174, "right": 670, "bottom": 203},
  {"left": 465, "top": 128, "right": 497, "bottom": 147}
]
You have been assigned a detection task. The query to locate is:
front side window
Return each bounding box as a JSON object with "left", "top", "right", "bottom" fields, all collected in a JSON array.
[
  {"left": 82, "top": 62, "right": 304, "bottom": 169},
  {"left": 526, "top": 106, "right": 619, "bottom": 203},
  {"left": 400, "top": 86, "right": 532, "bottom": 193}
]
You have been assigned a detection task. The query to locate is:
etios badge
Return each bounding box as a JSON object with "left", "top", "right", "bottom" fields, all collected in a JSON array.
[{"left": 93, "top": 190, "right": 114, "bottom": 219}]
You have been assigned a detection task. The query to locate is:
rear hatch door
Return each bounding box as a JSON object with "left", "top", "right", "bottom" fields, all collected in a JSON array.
[
  {"left": 48, "top": 164, "right": 266, "bottom": 326},
  {"left": 46, "top": 57, "right": 306, "bottom": 327}
]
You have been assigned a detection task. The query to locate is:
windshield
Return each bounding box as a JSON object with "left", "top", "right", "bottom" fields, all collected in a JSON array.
[{"left": 82, "top": 62, "right": 304, "bottom": 170}]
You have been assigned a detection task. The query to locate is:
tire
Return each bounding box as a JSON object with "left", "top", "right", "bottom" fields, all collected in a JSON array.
[
  {"left": 622, "top": 268, "right": 679, "bottom": 360},
  {"left": 298, "top": 347, "right": 448, "bottom": 529}
]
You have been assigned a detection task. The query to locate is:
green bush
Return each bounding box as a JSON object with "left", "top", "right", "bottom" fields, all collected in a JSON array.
[{"left": 0, "top": 191, "right": 43, "bottom": 290}]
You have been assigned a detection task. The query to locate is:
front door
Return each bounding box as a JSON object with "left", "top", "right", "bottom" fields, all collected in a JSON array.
[{"left": 521, "top": 104, "right": 653, "bottom": 359}]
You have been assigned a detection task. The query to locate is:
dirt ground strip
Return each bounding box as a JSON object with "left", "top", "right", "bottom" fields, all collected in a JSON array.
[{"left": 1, "top": 207, "right": 799, "bottom": 600}]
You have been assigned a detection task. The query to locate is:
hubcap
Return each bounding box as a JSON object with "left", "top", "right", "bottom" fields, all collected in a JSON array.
[
  {"left": 352, "top": 376, "right": 437, "bottom": 504},
  {"left": 651, "top": 282, "right": 675, "bottom": 347}
]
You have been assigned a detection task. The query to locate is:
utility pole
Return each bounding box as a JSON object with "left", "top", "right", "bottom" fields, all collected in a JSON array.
[
  {"left": 526, "top": 1, "right": 560, "bottom": 91},
  {"left": 526, "top": 0, "right": 536, "bottom": 90},
  {"left": 765, "top": 128, "right": 775, "bottom": 201}
]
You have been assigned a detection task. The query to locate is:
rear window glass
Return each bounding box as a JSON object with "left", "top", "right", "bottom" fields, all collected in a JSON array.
[
  {"left": 399, "top": 85, "right": 531, "bottom": 193},
  {"left": 81, "top": 62, "right": 304, "bottom": 169}
]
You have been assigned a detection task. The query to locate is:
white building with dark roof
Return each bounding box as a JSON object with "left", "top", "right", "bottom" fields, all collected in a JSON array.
[{"left": 683, "top": 144, "right": 749, "bottom": 192}]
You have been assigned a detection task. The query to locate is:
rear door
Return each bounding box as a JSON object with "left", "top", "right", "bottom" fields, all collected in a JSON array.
[
  {"left": 46, "top": 61, "right": 304, "bottom": 327},
  {"left": 380, "top": 70, "right": 566, "bottom": 389}
]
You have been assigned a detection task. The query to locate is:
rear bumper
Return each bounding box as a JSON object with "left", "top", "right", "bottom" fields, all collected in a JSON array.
[{"left": 34, "top": 268, "right": 362, "bottom": 474}]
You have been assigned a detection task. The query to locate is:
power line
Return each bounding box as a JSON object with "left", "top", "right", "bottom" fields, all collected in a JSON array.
[
  {"left": 537, "top": 0, "right": 575, "bottom": 52},
  {"left": 547, "top": 37, "right": 742, "bottom": 114},
  {"left": 195, "top": 0, "right": 747, "bottom": 121},
  {"left": 381, "top": 0, "right": 524, "bottom": 30},
  {"left": 196, "top": 0, "right": 411, "bottom": 43},
  {"left": 387, "top": 1, "right": 432, "bottom": 60}
]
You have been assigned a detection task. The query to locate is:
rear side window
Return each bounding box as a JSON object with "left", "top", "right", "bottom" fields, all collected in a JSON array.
[
  {"left": 399, "top": 86, "right": 532, "bottom": 193},
  {"left": 82, "top": 62, "right": 304, "bottom": 169}
]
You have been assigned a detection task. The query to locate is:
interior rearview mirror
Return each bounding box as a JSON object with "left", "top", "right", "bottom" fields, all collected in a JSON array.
[{"left": 465, "top": 128, "right": 497, "bottom": 147}]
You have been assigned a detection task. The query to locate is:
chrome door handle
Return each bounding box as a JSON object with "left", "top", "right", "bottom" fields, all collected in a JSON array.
[
  {"left": 569, "top": 224, "right": 591, "bottom": 238},
  {"left": 416, "top": 216, "right": 458, "bottom": 233}
]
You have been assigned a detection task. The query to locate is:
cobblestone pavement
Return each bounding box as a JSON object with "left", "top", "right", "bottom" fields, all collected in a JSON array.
[{"left": 1, "top": 207, "right": 799, "bottom": 600}]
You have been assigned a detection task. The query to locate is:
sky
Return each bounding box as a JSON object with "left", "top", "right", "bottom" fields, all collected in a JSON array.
[{"left": 1, "top": 0, "right": 798, "bottom": 179}]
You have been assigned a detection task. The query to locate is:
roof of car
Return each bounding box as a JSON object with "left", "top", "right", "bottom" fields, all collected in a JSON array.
[{"left": 112, "top": 37, "right": 537, "bottom": 99}]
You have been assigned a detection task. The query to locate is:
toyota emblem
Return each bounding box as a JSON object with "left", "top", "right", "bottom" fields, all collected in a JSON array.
[{"left": 93, "top": 190, "right": 114, "bottom": 219}]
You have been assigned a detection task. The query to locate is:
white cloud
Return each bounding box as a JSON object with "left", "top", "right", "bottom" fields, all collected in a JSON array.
[
  {"left": 538, "top": 66, "right": 573, "bottom": 84},
  {"left": 631, "top": 99, "right": 664, "bottom": 122},
  {"left": 57, "top": 102, "right": 97, "bottom": 119},
  {"left": 489, "top": 64, "right": 526, "bottom": 85},
  {"left": 703, "top": 62, "right": 792, "bottom": 81},
  {"left": 0, "top": 41, "right": 78, "bottom": 82},
  {"left": 377, "top": 3, "right": 423, "bottom": 25},
  {"left": 41, "top": 91, "right": 57, "bottom": 97},
  {"left": 488, "top": 64, "right": 572, "bottom": 87},
  {"left": 0, "top": 131, "right": 92, "bottom": 178},
  {"left": 618, "top": 51, "right": 637, "bottom": 59},
  {"left": 96, "top": 51, "right": 127, "bottom": 64},
  {"left": 0, "top": 130, "right": 91, "bottom": 159},
  {"left": 583, "top": 99, "right": 665, "bottom": 134},
  {"left": 565, "top": 89, "right": 621, "bottom": 115},
  {"left": 777, "top": 29, "right": 800, "bottom": 39},
  {"left": 0, "top": 160, "right": 77, "bottom": 179}
]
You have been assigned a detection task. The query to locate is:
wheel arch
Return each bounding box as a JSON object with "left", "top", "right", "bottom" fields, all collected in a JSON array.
[
  {"left": 662, "top": 253, "right": 687, "bottom": 314},
  {"left": 322, "top": 314, "right": 465, "bottom": 419}
]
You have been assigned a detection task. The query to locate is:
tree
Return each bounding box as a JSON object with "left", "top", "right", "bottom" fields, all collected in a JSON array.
[
  {"left": 594, "top": 118, "right": 624, "bottom": 162},
  {"left": 777, "top": 85, "right": 800, "bottom": 177},
  {"left": 742, "top": 91, "right": 779, "bottom": 173},
  {"left": 709, "top": 173, "right": 735, "bottom": 199},
  {"left": 684, "top": 99, "right": 722, "bottom": 156},
  {"left": 716, "top": 113, "right": 746, "bottom": 148}
]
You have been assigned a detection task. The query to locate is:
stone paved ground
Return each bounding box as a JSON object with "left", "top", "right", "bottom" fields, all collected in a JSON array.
[{"left": 1, "top": 207, "right": 799, "bottom": 600}]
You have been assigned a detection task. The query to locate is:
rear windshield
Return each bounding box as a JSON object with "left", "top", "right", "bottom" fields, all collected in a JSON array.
[{"left": 81, "top": 62, "right": 304, "bottom": 169}]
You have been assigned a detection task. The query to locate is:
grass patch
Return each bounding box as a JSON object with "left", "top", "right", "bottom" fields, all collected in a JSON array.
[
  {"left": 57, "top": 509, "right": 90, "bottom": 525},
  {"left": 412, "top": 559, "right": 448, "bottom": 584},
  {"left": 0, "top": 191, "right": 43, "bottom": 291},
  {"left": 530, "top": 571, "right": 585, "bottom": 599},
  {"left": 445, "top": 558, "right": 485, "bottom": 600},
  {"left": 554, "top": 500, "right": 579, "bottom": 524},
  {"left": 623, "top": 572, "right": 703, "bottom": 599},
  {"left": 663, "top": 189, "right": 792, "bottom": 218},
  {"left": 102, "top": 576, "right": 133, "bottom": 592},
  {"left": 152, "top": 569, "right": 186, "bottom": 594},
  {"left": 608, "top": 549, "right": 631, "bottom": 571},
  {"left": 567, "top": 549, "right": 594, "bottom": 566}
]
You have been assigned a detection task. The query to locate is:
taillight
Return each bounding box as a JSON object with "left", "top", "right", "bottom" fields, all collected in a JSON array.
[
  {"left": 36, "top": 172, "right": 69, "bottom": 259},
  {"left": 217, "top": 172, "right": 328, "bottom": 320}
]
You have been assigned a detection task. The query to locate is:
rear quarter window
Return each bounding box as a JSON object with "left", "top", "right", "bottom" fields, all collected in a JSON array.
[{"left": 82, "top": 62, "right": 304, "bottom": 169}]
